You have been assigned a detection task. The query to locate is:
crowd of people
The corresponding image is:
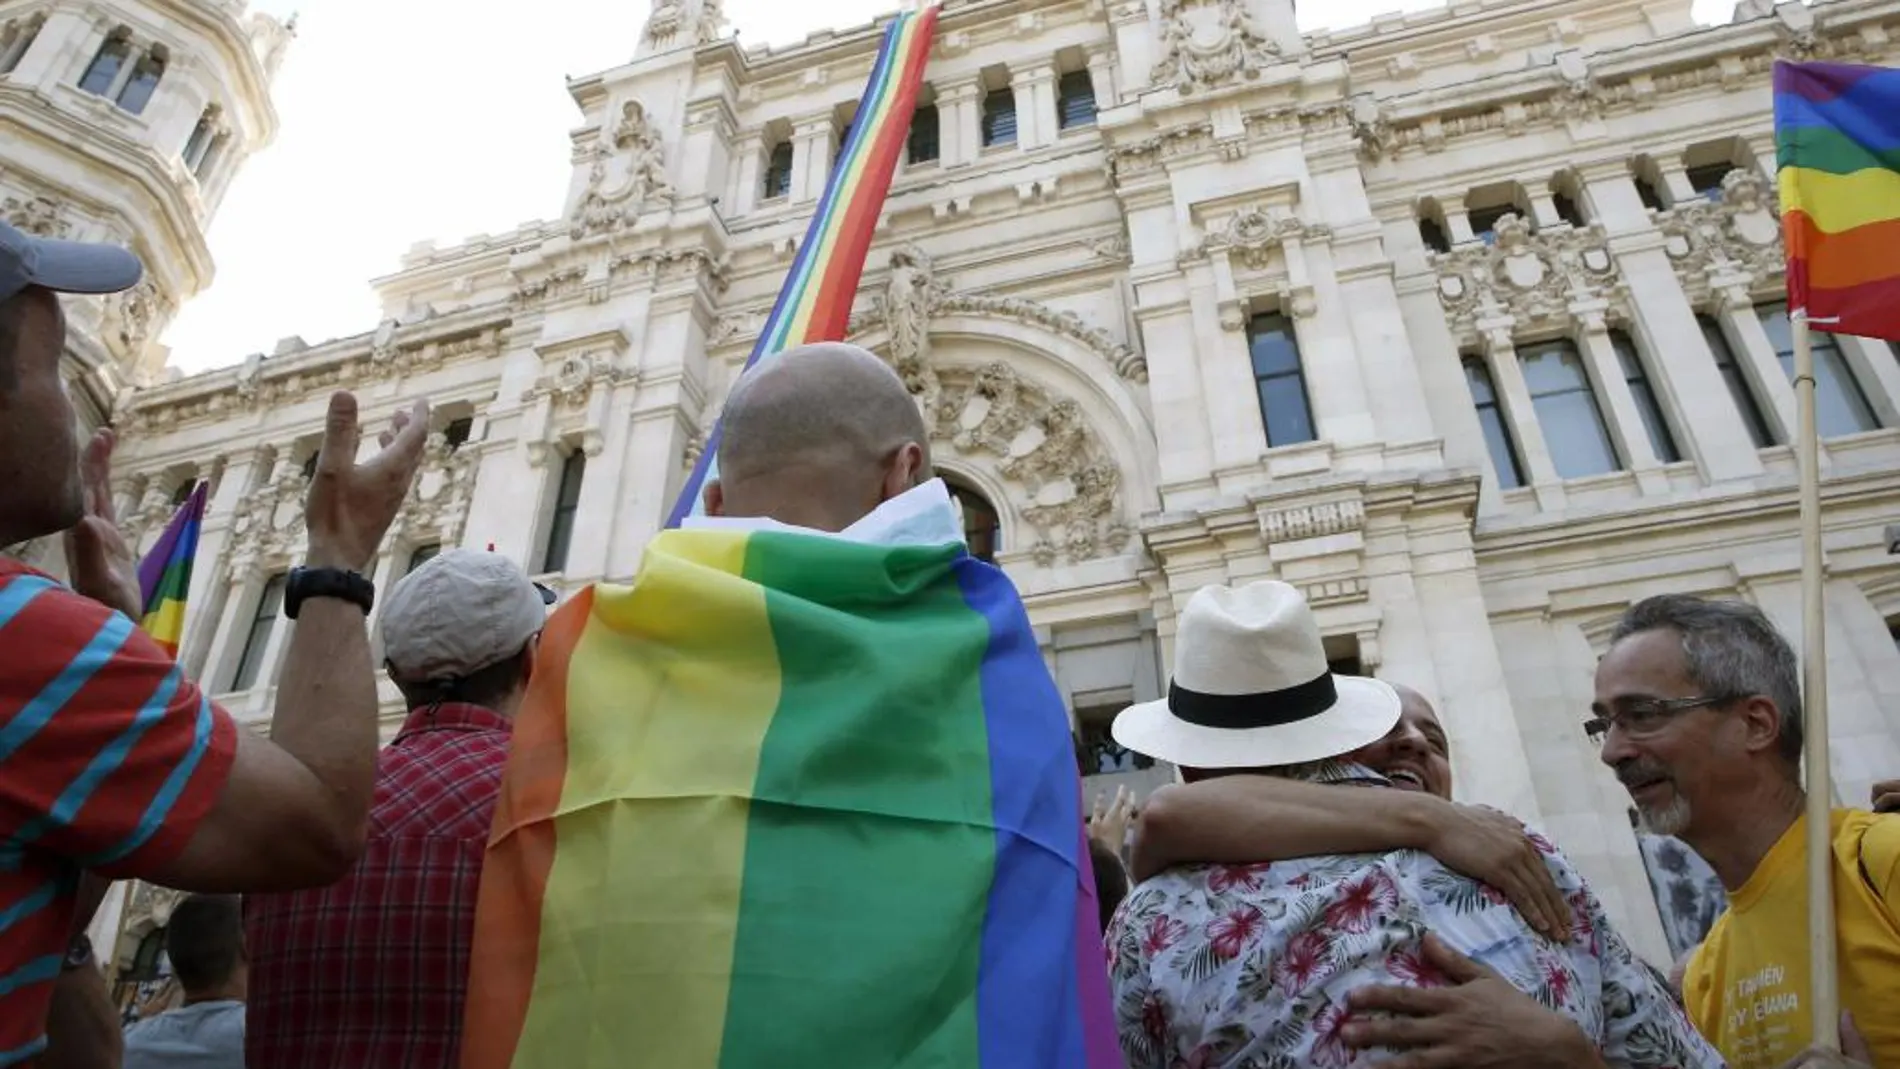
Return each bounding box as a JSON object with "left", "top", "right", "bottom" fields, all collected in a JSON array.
[{"left": 1, "top": 220, "right": 1896, "bottom": 1069}]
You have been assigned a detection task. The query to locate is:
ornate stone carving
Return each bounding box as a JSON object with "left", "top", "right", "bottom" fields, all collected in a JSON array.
[
  {"left": 1149, "top": 0, "right": 1279, "bottom": 94},
  {"left": 2, "top": 193, "right": 68, "bottom": 237},
  {"left": 105, "top": 278, "right": 173, "bottom": 372},
  {"left": 1658, "top": 168, "right": 1784, "bottom": 304},
  {"left": 1258, "top": 499, "right": 1366, "bottom": 544},
  {"left": 1346, "top": 94, "right": 1392, "bottom": 160},
  {"left": 391, "top": 430, "right": 476, "bottom": 548},
  {"left": 523, "top": 351, "right": 637, "bottom": 409},
  {"left": 880, "top": 245, "right": 950, "bottom": 412},
  {"left": 227, "top": 464, "right": 312, "bottom": 570},
  {"left": 570, "top": 101, "right": 675, "bottom": 240},
  {"left": 1191, "top": 207, "right": 1330, "bottom": 270},
  {"left": 513, "top": 264, "right": 587, "bottom": 306},
  {"left": 1432, "top": 213, "right": 1622, "bottom": 341},
  {"left": 642, "top": 0, "right": 723, "bottom": 49},
  {"left": 848, "top": 253, "right": 1146, "bottom": 384},
  {"left": 681, "top": 427, "right": 706, "bottom": 471}
]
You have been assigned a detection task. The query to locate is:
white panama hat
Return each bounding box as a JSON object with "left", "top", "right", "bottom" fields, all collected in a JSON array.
[{"left": 1112, "top": 580, "right": 1401, "bottom": 769}]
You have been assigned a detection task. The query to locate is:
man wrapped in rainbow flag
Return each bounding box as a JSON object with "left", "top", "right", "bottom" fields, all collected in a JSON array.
[{"left": 463, "top": 343, "right": 1119, "bottom": 1069}]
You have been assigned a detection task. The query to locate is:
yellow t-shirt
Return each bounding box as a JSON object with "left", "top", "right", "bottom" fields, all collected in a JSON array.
[{"left": 1683, "top": 809, "right": 1900, "bottom": 1069}]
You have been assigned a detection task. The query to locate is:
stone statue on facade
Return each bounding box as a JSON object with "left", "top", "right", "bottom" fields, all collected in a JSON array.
[
  {"left": 1149, "top": 0, "right": 1279, "bottom": 94},
  {"left": 570, "top": 101, "right": 675, "bottom": 239},
  {"left": 882, "top": 244, "right": 943, "bottom": 417}
]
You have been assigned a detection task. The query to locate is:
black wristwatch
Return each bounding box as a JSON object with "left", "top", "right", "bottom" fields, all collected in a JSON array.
[
  {"left": 63, "top": 933, "right": 93, "bottom": 971},
  {"left": 284, "top": 566, "right": 376, "bottom": 619}
]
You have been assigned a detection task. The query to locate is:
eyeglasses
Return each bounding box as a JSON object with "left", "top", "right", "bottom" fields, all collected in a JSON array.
[{"left": 1583, "top": 695, "right": 1736, "bottom": 747}]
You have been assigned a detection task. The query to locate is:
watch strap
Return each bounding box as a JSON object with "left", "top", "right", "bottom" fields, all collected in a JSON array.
[{"left": 284, "top": 566, "right": 375, "bottom": 619}]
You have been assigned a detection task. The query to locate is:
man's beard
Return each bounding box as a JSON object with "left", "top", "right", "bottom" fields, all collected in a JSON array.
[{"left": 1619, "top": 758, "right": 1692, "bottom": 837}]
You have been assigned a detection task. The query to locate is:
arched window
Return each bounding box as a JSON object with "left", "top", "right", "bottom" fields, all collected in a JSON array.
[
  {"left": 78, "top": 29, "right": 131, "bottom": 96},
  {"left": 761, "top": 141, "right": 792, "bottom": 200},
  {"left": 116, "top": 46, "right": 165, "bottom": 115},
  {"left": 944, "top": 478, "right": 999, "bottom": 563}
]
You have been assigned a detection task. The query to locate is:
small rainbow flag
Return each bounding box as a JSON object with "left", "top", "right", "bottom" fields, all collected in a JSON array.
[
  {"left": 462, "top": 527, "right": 1119, "bottom": 1068},
  {"left": 134, "top": 480, "right": 207, "bottom": 656},
  {"left": 667, "top": 6, "right": 939, "bottom": 527},
  {"left": 1774, "top": 60, "right": 1900, "bottom": 340}
]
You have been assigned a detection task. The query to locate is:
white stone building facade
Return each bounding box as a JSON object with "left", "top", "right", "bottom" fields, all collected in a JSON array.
[{"left": 46, "top": 0, "right": 1900, "bottom": 969}]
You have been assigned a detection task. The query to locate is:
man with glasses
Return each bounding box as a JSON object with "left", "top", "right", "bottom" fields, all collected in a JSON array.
[{"left": 1594, "top": 594, "right": 1896, "bottom": 1069}]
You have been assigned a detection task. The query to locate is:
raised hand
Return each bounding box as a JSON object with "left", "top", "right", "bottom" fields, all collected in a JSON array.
[
  {"left": 1422, "top": 802, "right": 1571, "bottom": 942},
  {"left": 61, "top": 428, "right": 143, "bottom": 620},
  {"left": 302, "top": 393, "right": 430, "bottom": 573},
  {"left": 1089, "top": 785, "right": 1139, "bottom": 855}
]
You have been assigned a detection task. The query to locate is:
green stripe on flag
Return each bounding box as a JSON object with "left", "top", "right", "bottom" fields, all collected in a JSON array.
[
  {"left": 718, "top": 534, "right": 994, "bottom": 1068},
  {"left": 1777, "top": 124, "right": 1900, "bottom": 176}
]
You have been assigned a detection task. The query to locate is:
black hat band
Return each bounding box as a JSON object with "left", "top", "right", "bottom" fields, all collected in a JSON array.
[{"left": 1167, "top": 670, "right": 1338, "bottom": 729}]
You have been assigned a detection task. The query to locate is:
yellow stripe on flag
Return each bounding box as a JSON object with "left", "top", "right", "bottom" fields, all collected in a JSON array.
[
  {"left": 1779, "top": 164, "right": 1900, "bottom": 234},
  {"left": 517, "top": 530, "right": 781, "bottom": 1066},
  {"left": 140, "top": 598, "right": 187, "bottom": 651}
]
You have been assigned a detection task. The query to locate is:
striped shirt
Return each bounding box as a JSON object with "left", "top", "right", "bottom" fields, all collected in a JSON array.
[{"left": 0, "top": 560, "right": 237, "bottom": 1067}]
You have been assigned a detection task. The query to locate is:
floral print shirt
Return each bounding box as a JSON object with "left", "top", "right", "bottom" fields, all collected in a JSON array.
[{"left": 1105, "top": 763, "right": 1724, "bottom": 1069}]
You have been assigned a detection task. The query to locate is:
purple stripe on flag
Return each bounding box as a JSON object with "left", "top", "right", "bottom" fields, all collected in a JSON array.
[
  {"left": 136, "top": 482, "right": 205, "bottom": 609},
  {"left": 1773, "top": 59, "right": 1893, "bottom": 102}
]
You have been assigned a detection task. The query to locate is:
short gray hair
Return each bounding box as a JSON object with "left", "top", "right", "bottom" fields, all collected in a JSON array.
[{"left": 1610, "top": 594, "right": 1802, "bottom": 764}]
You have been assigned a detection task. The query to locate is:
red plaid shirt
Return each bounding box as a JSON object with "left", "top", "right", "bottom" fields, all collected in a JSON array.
[{"left": 243, "top": 702, "right": 511, "bottom": 1069}]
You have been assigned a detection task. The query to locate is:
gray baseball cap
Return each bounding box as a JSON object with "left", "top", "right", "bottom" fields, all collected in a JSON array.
[
  {"left": 378, "top": 548, "right": 557, "bottom": 683},
  {"left": 0, "top": 219, "right": 143, "bottom": 302}
]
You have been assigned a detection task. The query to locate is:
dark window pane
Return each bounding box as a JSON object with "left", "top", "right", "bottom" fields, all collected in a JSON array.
[
  {"left": 541, "top": 451, "right": 586, "bottom": 574},
  {"left": 907, "top": 104, "right": 939, "bottom": 164},
  {"left": 170, "top": 480, "right": 195, "bottom": 506},
  {"left": 1613, "top": 331, "right": 1680, "bottom": 463},
  {"left": 1635, "top": 175, "right": 1666, "bottom": 213},
  {"left": 1418, "top": 216, "right": 1449, "bottom": 253},
  {"left": 1248, "top": 313, "right": 1316, "bottom": 447},
  {"left": 1076, "top": 712, "right": 1153, "bottom": 774},
  {"left": 406, "top": 544, "right": 441, "bottom": 574},
  {"left": 300, "top": 452, "right": 318, "bottom": 479},
  {"left": 946, "top": 480, "right": 1000, "bottom": 562},
  {"left": 1685, "top": 162, "right": 1732, "bottom": 200},
  {"left": 1520, "top": 341, "right": 1619, "bottom": 478},
  {"left": 1463, "top": 357, "right": 1524, "bottom": 489},
  {"left": 78, "top": 37, "right": 127, "bottom": 95},
  {"left": 833, "top": 122, "right": 853, "bottom": 166},
  {"left": 1057, "top": 70, "right": 1096, "bottom": 130},
  {"left": 116, "top": 56, "right": 162, "bottom": 114},
  {"left": 981, "top": 88, "right": 1016, "bottom": 147},
  {"left": 1759, "top": 302, "right": 1881, "bottom": 437},
  {"left": 231, "top": 573, "right": 287, "bottom": 691},
  {"left": 1552, "top": 190, "right": 1586, "bottom": 227},
  {"left": 182, "top": 114, "right": 215, "bottom": 163},
  {"left": 1700, "top": 315, "right": 1775, "bottom": 447},
  {"left": 1468, "top": 204, "right": 1514, "bottom": 245},
  {"left": 762, "top": 142, "right": 793, "bottom": 200},
  {"left": 445, "top": 417, "right": 473, "bottom": 449}
]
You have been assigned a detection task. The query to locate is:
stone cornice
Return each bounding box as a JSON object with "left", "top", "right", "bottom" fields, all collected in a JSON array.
[
  {"left": 1473, "top": 461, "right": 1900, "bottom": 560},
  {"left": 119, "top": 304, "right": 514, "bottom": 423}
]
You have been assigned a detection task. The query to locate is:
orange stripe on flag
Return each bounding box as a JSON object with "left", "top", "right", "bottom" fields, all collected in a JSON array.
[
  {"left": 462, "top": 585, "right": 592, "bottom": 1069},
  {"left": 1785, "top": 210, "right": 1900, "bottom": 290}
]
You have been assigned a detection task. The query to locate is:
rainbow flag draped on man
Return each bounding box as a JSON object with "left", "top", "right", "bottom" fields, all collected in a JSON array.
[{"left": 462, "top": 7, "right": 1119, "bottom": 1066}]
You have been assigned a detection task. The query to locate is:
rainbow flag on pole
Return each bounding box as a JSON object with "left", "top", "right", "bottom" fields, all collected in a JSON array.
[
  {"left": 1774, "top": 61, "right": 1900, "bottom": 340},
  {"left": 667, "top": 5, "right": 939, "bottom": 527},
  {"left": 134, "top": 480, "right": 207, "bottom": 656},
  {"left": 462, "top": 527, "right": 1120, "bottom": 1068}
]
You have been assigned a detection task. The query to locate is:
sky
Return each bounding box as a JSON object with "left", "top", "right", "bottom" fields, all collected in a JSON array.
[{"left": 160, "top": 0, "right": 1737, "bottom": 373}]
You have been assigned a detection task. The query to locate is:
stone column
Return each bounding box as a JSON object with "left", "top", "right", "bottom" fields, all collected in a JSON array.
[
  {"left": 1188, "top": 261, "right": 1270, "bottom": 472},
  {"left": 1293, "top": 239, "right": 1378, "bottom": 447},
  {"left": 1439, "top": 194, "right": 1477, "bottom": 246},
  {"left": 143, "top": 66, "right": 208, "bottom": 158},
  {"left": 1338, "top": 264, "right": 1436, "bottom": 446},
  {"left": 788, "top": 113, "right": 831, "bottom": 203},
  {"left": 1572, "top": 306, "right": 1668, "bottom": 494},
  {"left": 200, "top": 563, "right": 267, "bottom": 698},
  {"left": 728, "top": 132, "right": 763, "bottom": 216},
  {"left": 1108, "top": 0, "right": 1157, "bottom": 97},
  {"left": 13, "top": 9, "right": 90, "bottom": 87},
  {"left": 1611, "top": 237, "right": 1766, "bottom": 482},
  {"left": 1527, "top": 191, "right": 1564, "bottom": 230},
  {"left": 1714, "top": 282, "right": 1806, "bottom": 452},
  {"left": 1657, "top": 160, "right": 1697, "bottom": 207},
  {"left": 1478, "top": 317, "right": 1568, "bottom": 509},
  {"left": 938, "top": 79, "right": 981, "bottom": 168},
  {"left": 1085, "top": 47, "right": 1115, "bottom": 112},
  {"left": 1013, "top": 63, "right": 1056, "bottom": 150}
]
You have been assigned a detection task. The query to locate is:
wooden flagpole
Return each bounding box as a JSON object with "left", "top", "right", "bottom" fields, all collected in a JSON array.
[{"left": 1792, "top": 311, "right": 1839, "bottom": 1047}]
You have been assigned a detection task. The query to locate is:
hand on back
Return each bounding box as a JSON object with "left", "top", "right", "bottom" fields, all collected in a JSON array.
[{"left": 1420, "top": 800, "right": 1572, "bottom": 942}]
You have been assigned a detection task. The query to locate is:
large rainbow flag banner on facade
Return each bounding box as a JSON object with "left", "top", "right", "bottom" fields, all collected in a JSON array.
[
  {"left": 665, "top": 5, "right": 939, "bottom": 527},
  {"left": 1773, "top": 60, "right": 1900, "bottom": 340},
  {"left": 462, "top": 523, "right": 1119, "bottom": 1067},
  {"left": 135, "top": 480, "right": 207, "bottom": 656}
]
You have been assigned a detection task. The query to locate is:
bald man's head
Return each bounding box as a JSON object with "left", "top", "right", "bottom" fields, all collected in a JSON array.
[{"left": 705, "top": 342, "right": 932, "bottom": 531}]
